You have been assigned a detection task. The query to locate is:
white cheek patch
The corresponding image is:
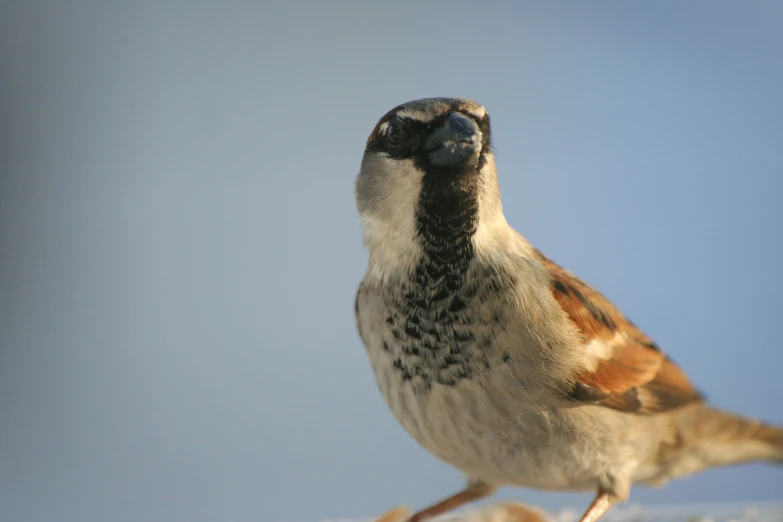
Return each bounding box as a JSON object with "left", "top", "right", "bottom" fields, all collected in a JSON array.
[
  {"left": 360, "top": 157, "right": 425, "bottom": 279},
  {"left": 472, "top": 154, "right": 515, "bottom": 256}
]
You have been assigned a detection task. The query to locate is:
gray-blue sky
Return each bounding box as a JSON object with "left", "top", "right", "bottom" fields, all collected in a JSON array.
[{"left": 1, "top": 2, "right": 782, "bottom": 521}]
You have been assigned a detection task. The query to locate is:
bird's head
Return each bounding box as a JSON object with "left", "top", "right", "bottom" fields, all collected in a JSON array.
[{"left": 356, "top": 98, "right": 508, "bottom": 276}]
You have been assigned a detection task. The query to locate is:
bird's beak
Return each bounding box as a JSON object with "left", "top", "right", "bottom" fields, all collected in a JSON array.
[{"left": 425, "top": 112, "right": 483, "bottom": 167}]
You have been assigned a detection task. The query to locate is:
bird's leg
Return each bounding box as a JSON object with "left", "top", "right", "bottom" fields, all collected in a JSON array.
[
  {"left": 577, "top": 491, "right": 615, "bottom": 522},
  {"left": 407, "top": 480, "right": 496, "bottom": 522}
]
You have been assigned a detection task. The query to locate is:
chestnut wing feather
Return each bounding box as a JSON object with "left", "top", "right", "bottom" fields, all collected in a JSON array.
[{"left": 536, "top": 250, "right": 703, "bottom": 414}]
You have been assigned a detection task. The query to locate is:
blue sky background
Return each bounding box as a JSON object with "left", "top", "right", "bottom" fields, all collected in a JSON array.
[{"left": 1, "top": 2, "right": 782, "bottom": 521}]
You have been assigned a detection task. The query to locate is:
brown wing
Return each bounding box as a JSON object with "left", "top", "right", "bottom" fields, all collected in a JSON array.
[{"left": 536, "top": 249, "right": 703, "bottom": 414}]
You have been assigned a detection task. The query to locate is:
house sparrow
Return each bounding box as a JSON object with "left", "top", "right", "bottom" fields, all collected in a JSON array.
[{"left": 354, "top": 97, "right": 783, "bottom": 522}]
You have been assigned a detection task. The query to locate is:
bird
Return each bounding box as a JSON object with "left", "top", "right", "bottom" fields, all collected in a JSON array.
[{"left": 353, "top": 97, "right": 783, "bottom": 522}]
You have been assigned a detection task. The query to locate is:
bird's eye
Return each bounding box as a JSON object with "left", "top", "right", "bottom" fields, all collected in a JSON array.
[{"left": 386, "top": 123, "right": 404, "bottom": 148}]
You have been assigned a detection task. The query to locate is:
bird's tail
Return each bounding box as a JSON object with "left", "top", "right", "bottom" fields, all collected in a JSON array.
[{"left": 650, "top": 406, "right": 783, "bottom": 483}]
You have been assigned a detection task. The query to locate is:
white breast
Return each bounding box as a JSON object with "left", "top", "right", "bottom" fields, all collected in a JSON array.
[{"left": 357, "top": 270, "right": 633, "bottom": 492}]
